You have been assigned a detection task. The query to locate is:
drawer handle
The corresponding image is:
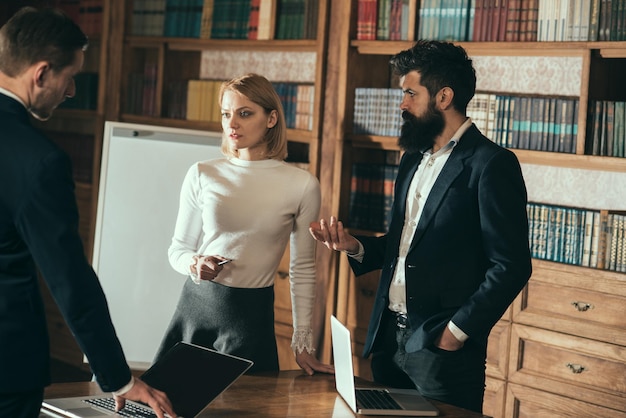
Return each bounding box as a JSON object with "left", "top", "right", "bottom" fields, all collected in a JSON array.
[
  {"left": 571, "top": 301, "right": 594, "bottom": 312},
  {"left": 566, "top": 363, "right": 586, "bottom": 374}
]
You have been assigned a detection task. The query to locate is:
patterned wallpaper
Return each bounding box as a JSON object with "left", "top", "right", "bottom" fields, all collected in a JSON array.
[
  {"left": 521, "top": 163, "right": 626, "bottom": 210},
  {"left": 472, "top": 55, "right": 583, "bottom": 96},
  {"left": 200, "top": 50, "right": 317, "bottom": 82}
]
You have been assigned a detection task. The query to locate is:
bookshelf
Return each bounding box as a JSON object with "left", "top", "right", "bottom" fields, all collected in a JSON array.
[
  {"left": 320, "top": 1, "right": 626, "bottom": 417},
  {"left": 103, "top": 0, "right": 329, "bottom": 370}
]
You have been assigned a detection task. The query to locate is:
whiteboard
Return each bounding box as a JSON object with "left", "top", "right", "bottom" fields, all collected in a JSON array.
[{"left": 93, "top": 121, "right": 223, "bottom": 369}]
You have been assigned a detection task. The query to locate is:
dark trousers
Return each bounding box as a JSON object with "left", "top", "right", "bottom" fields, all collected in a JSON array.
[
  {"left": 370, "top": 310, "right": 486, "bottom": 413},
  {"left": 0, "top": 388, "right": 44, "bottom": 418}
]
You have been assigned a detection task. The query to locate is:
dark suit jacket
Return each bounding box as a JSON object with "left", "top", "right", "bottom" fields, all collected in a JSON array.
[
  {"left": 350, "top": 124, "right": 532, "bottom": 357},
  {"left": 0, "top": 93, "right": 131, "bottom": 392}
]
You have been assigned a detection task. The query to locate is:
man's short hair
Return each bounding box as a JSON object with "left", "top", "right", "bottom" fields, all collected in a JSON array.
[
  {"left": 390, "top": 40, "right": 476, "bottom": 112},
  {"left": 0, "top": 7, "right": 88, "bottom": 77}
]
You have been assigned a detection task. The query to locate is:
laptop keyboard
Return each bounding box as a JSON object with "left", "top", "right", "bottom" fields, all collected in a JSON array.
[
  {"left": 356, "top": 389, "right": 402, "bottom": 410},
  {"left": 83, "top": 397, "right": 157, "bottom": 417}
]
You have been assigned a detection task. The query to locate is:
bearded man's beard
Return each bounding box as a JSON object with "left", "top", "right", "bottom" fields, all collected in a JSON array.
[{"left": 398, "top": 101, "right": 445, "bottom": 154}]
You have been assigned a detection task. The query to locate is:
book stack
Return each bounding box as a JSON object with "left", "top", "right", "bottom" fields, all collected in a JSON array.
[
  {"left": 55, "top": 0, "right": 103, "bottom": 37},
  {"left": 273, "top": 82, "right": 315, "bottom": 129},
  {"left": 352, "top": 88, "right": 403, "bottom": 137},
  {"left": 489, "top": 95, "right": 579, "bottom": 153},
  {"left": 210, "top": 0, "right": 252, "bottom": 39},
  {"left": 131, "top": 0, "right": 167, "bottom": 36},
  {"left": 124, "top": 63, "right": 159, "bottom": 117},
  {"left": 419, "top": 0, "right": 473, "bottom": 41},
  {"left": 275, "top": 0, "right": 318, "bottom": 39},
  {"left": 185, "top": 79, "right": 223, "bottom": 122},
  {"left": 355, "top": 0, "right": 623, "bottom": 42},
  {"left": 586, "top": 100, "right": 626, "bottom": 158},
  {"left": 348, "top": 161, "right": 399, "bottom": 233},
  {"left": 528, "top": 203, "right": 626, "bottom": 272}
]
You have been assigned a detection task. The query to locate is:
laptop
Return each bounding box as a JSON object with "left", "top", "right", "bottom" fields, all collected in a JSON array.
[
  {"left": 330, "top": 315, "right": 439, "bottom": 416},
  {"left": 40, "top": 341, "right": 253, "bottom": 418}
]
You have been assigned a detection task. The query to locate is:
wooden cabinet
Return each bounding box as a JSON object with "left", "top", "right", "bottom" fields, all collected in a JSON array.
[{"left": 320, "top": 1, "right": 626, "bottom": 416}]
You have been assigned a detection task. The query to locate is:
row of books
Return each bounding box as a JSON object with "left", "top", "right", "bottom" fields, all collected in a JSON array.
[
  {"left": 352, "top": 88, "right": 403, "bottom": 137},
  {"left": 469, "top": 93, "right": 579, "bottom": 154},
  {"left": 126, "top": 71, "right": 315, "bottom": 130},
  {"left": 125, "top": 64, "right": 159, "bottom": 117},
  {"left": 348, "top": 162, "right": 399, "bottom": 232},
  {"left": 352, "top": 88, "right": 579, "bottom": 154},
  {"left": 536, "top": 0, "right": 618, "bottom": 41},
  {"left": 56, "top": 0, "right": 103, "bottom": 37},
  {"left": 357, "top": 0, "right": 415, "bottom": 41},
  {"left": 585, "top": 100, "right": 626, "bottom": 158},
  {"left": 357, "top": 0, "right": 618, "bottom": 42},
  {"left": 528, "top": 203, "right": 626, "bottom": 273},
  {"left": 131, "top": 0, "right": 318, "bottom": 40}
]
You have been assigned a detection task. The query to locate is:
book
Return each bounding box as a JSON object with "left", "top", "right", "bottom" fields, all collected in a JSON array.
[
  {"left": 248, "top": 0, "right": 261, "bottom": 39},
  {"left": 199, "top": 0, "right": 214, "bottom": 38},
  {"left": 357, "top": 0, "right": 378, "bottom": 40},
  {"left": 257, "top": 0, "right": 276, "bottom": 39}
]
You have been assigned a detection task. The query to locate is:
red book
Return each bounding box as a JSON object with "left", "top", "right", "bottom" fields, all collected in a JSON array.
[
  {"left": 497, "top": 0, "right": 509, "bottom": 41},
  {"left": 356, "top": 0, "right": 377, "bottom": 40},
  {"left": 472, "top": 0, "right": 484, "bottom": 41},
  {"left": 504, "top": 0, "right": 520, "bottom": 41},
  {"left": 248, "top": 0, "right": 260, "bottom": 39}
]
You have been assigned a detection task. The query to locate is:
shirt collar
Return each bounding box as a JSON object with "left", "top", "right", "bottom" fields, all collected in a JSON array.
[
  {"left": 422, "top": 117, "right": 472, "bottom": 156},
  {"left": 0, "top": 87, "right": 27, "bottom": 108}
]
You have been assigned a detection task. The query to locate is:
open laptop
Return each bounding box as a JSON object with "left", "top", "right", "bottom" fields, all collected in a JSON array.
[
  {"left": 330, "top": 315, "right": 439, "bottom": 416},
  {"left": 40, "top": 341, "right": 253, "bottom": 418}
]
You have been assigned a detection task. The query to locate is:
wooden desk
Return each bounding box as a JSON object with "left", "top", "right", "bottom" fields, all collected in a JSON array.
[{"left": 43, "top": 370, "right": 490, "bottom": 417}]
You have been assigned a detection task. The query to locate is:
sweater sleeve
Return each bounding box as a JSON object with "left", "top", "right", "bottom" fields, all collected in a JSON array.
[
  {"left": 289, "top": 173, "right": 321, "bottom": 353},
  {"left": 168, "top": 164, "right": 204, "bottom": 276}
]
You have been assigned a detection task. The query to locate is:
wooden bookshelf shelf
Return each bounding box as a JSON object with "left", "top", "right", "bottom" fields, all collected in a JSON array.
[
  {"left": 353, "top": 40, "right": 626, "bottom": 58},
  {"left": 125, "top": 36, "right": 320, "bottom": 52}
]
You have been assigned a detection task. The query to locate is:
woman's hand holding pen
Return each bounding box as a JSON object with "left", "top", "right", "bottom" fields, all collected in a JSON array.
[{"left": 191, "top": 255, "right": 231, "bottom": 282}]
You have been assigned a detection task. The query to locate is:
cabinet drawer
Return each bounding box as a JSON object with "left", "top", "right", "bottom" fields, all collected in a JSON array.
[
  {"left": 509, "top": 324, "right": 626, "bottom": 412},
  {"left": 486, "top": 320, "right": 510, "bottom": 380},
  {"left": 514, "top": 262, "right": 626, "bottom": 346},
  {"left": 505, "top": 383, "right": 623, "bottom": 418},
  {"left": 483, "top": 377, "right": 506, "bottom": 418}
]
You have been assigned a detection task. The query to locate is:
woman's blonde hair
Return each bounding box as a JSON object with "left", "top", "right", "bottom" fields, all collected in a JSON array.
[{"left": 218, "top": 73, "right": 288, "bottom": 160}]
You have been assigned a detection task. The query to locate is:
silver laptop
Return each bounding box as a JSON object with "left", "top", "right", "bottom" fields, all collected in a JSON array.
[
  {"left": 41, "top": 341, "right": 253, "bottom": 418},
  {"left": 330, "top": 315, "right": 439, "bottom": 416}
]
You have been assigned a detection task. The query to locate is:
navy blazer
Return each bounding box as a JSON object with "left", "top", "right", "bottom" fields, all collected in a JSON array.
[
  {"left": 350, "top": 124, "right": 532, "bottom": 357},
  {"left": 0, "top": 94, "right": 131, "bottom": 392}
]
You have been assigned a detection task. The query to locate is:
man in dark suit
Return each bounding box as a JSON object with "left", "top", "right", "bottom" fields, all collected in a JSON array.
[
  {"left": 310, "top": 40, "right": 532, "bottom": 413},
  {"left": 0, "top": 7, "right": 175, "bottom": 418}
]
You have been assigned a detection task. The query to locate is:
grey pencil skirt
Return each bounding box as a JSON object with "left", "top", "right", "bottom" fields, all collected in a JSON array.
[{"left": 154, "top": 278, "right": 279, "bottom": 373}]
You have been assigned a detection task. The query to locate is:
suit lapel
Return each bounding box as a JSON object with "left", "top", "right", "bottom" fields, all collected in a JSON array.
[{"left": 408, "top": 129, "right": 478, "bottom": 251}]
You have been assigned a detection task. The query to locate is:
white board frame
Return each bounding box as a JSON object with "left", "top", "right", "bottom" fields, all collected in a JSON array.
[{"left": 92, "top": 121, "right": 223, "bottom": 369}]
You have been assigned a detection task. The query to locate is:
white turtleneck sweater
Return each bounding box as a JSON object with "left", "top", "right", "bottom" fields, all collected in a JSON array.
[{"left": 168, "top": 157, "right": 321, "bottom": 350}]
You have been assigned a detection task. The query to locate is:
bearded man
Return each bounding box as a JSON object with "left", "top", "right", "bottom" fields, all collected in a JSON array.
[{"left": 309, "top": 40, "right": 532, "bottom": 413}]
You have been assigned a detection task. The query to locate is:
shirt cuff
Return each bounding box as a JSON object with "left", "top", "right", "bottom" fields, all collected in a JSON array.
[
  {"left": 346, "top": 240, "right": 365, "bottom": 263},
  {"left": 448, "top": 321, "right": 469, "bottom": 342},
  {"left": 112, "top": 376, "right": 135, "bottom": 396}
]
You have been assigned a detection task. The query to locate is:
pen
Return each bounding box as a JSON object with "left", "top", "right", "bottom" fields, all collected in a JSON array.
[{"left": 217, "top": 259, "right": 232, "bottom": 266}]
